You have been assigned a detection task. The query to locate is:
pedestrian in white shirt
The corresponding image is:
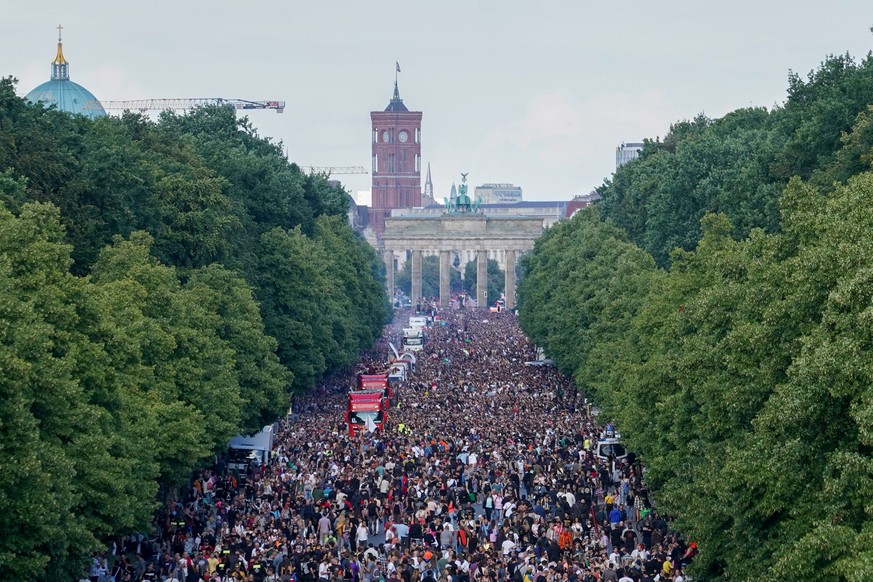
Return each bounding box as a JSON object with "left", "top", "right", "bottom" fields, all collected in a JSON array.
[{"left": 356, "top": 523, "right": 369, "bottom": 549}]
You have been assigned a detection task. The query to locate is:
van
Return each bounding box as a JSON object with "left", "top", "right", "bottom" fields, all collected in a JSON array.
[{"left": 594, "top": 438, "right": 627, "bottom": 461}]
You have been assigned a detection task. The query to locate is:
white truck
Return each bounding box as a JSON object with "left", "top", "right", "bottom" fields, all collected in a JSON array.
[
  {"left": 402, "top": 327, "right": 424, "bottom": 352},
  {"left": 226, "top": 424, "right": 276, "bottom": 471}
]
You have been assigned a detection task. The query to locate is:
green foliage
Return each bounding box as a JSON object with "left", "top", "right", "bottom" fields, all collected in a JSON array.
[
  {"left": 598, "top": 53, "right": 873, "bottom": 266},
  {"left": 520, "top": 50, "right": 873, "bottom": 577},
  {"left": 0, "top": 168, "right": 27, "bottom": 210},
  {"left": 518, "top": 208, "right": 660, "bottom": 379},
  {"left": 310, "top": 216, "right": 390, "bottom": 366},
  {"left": 462, "top": 258, "right": 505, "bottom": 303},
  {"left": 0, "top": 201, "right": 96, "bottom": 579},
  {"left": 173, "top": 264, "right": 291, "bottom": 435},
  {"left": 0, "top": 78, "right": 387, "bottom": 580},
  {"left": 255, "top": 217, "right": 388, "bottom": 393},
  {"left": 520, "top": 172, "right": 873, "bottom": 579},
  {"left": 395, "top": 254, "right": 462, "bottom": 298}
]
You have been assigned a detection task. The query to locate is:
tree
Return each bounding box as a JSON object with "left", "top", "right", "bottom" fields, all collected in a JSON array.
[
  {"left": 256, "top": 227, "right": 332, "bottom": 392},
  {"left": 395, "top": 255, "right": 461, "bottom": 299},
  {"left": 462, "top": 258, "right": 505, "bottom": 305},
  {"left": 518, "top": 172, "right": 873, "bottom": 579},
  {"left": 89, "top": 232, "right": 242, "bottom": 477},
  {"left": 0, "top": 201, "right": 98, "bottom": 579},
  {"left": 184, "top": 265, "right": 291, "bottom": 434},
  {"left": 0, "top": 80, "right": 389, "bottom": 580}
]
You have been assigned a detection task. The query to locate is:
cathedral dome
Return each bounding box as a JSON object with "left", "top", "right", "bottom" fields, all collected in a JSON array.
[
  {"left": 25, "top": 28, "right": 106, "bottom": 119},
  {"left": 26, "top": 79, "right": 106, "bottom": 119}
]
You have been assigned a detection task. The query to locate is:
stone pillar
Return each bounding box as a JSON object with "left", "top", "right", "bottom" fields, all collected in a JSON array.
[
  {"left": 439, "top": 250, "right": 451, "bottom": 308},
  {"left": 383, "top": 249, "right": 394, "bottom": 301},
  {"left": 411, "top": 250, "right": 423, "bottom": 307},
  {"left": 477, "top": 250, "right": 488, "bottom": 308},
  {"left": 504, "top": 249, "right": 517, "bottom": 309}
]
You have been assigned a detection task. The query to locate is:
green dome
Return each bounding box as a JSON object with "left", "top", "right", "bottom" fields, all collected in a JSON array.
[
  {"left": 26, "top": 79, "right": 106, "bottom": 119},
  {"left": 25, "top": 35, "right": 106, "bottom": 119}
]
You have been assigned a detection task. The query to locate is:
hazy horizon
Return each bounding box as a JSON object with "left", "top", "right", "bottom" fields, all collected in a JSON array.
[{"left": 4, "top": 1, "right": 872, "bottom": 200}]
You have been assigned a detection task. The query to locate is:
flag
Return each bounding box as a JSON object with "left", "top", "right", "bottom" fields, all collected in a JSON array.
[
  {"left": 362, "top": 412, "right": 378, "bottom": 433},
  {"left": 396, "top": 61, "right": 401, "bottom": 73}
]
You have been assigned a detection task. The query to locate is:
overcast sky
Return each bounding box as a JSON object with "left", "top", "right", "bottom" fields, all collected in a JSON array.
[{"left": 4, "top": 1, "right": 872, "bottom": 201}]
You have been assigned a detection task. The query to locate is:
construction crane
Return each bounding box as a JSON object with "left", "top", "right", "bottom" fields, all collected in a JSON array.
[
  {"left": 99, "top": 98, "right": 285, "bottom": 113},
  {"left": 299, "top": 166, "right": 368, "bottom": 175}
]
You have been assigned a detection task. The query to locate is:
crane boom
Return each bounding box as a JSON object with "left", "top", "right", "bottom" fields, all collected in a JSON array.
[
  {"left": 99, "top": 98, "right": 285, "bottom": 113},
  {"left": 300, "top": 166, "right": 368, "bottom": 175}
]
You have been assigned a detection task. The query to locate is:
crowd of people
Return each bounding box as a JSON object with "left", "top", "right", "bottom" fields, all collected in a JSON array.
[{"left": 89, "top": 303, "right": 695, "bottom": 582}]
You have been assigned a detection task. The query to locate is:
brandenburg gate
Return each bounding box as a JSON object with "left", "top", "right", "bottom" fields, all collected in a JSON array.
[{"left": 381, "top": 177, "right": 543, "bottom": 309}]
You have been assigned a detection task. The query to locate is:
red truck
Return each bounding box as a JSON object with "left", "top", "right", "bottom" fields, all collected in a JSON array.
[
  {"left": 358, "top": 373, "right": 390, "bottom": 394},
  {"left": 357, "top": 373, "right": 398, "bottom": 403},
  {"left": 346, "top": 389, "right": 389, "bottom": 437}
]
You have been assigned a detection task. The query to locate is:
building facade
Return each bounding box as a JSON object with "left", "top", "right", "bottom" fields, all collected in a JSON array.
[
  {"left": 382, "top": 214, "right": 543, "bottom": 309},
  {"left": 474, "top": 183, "right": 523, "bottom": 204},
  {"left": 615, "top": 142, "right": 644, "bottom": 168},
  {"left": 369, "top": 82, "right": 422, "bottom": 234}
]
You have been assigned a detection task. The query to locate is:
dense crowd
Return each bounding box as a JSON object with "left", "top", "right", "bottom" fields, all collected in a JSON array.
[{"left": 89, "top": 304, "right": 694, "bottom": 582}]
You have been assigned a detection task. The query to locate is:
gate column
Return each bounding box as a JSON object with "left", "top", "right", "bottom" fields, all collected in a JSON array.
[
  {"left": 411, "top": 249, "right": 423, "bottom": 307},
  {"left": 477, "top": 250, "right": 488, "bottom": 308},
  {"left": 504, "top": 249, "right": 517, "bottom": 309},
  {"left": 439, "top": 250, "right": 451, "bottom": 308}
]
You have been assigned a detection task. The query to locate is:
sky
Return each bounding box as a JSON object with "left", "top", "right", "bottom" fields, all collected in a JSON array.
[{"left": 3, "top": 1, "right": 872, "bottom": 201}]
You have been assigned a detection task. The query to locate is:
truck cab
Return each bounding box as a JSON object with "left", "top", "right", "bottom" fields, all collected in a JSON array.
[
  {"left": 347, "top": 389, "right": 388, "bottom": 436},
  {"left": 402, "top": 327, "right": 424, "bottom": 352}
]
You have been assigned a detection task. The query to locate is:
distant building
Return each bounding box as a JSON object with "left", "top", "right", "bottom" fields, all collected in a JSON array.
[
  {"left": 392, "top": 200, "right": 567, "bottom": 230},
  {"left": 615, "top": 142, "right": 644, "bottom": 168},
  {"left": 474, "top": 183, "right": 523, "bottom": 204},
  {"left": 391, "top": 200, "right": 566, "bottom": 270},
  {"left": 565, "top": 191, "right": 601, "bottom": 218},
  {"left": 25, "top": 27, "right": 106, "bottom": 119},
  {"left": 354, "top": 190, "right": 372, "bottom": 207}
]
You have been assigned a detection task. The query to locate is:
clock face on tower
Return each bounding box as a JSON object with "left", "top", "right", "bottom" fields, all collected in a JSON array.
[
  {"left": 398, "top": 130, "right": 408, "bottom": 143},
  {"left": 382, "top": 131, "right": 391, "bottom": 143}
]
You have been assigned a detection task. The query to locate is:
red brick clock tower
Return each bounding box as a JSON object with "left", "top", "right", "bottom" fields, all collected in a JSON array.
[{"left": 369, "top": 79, "right": 422, "bottom": 234}]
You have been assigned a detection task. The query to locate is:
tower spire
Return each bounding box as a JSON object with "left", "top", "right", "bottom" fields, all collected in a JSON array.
[
  {"left": 51, "top": 24, "right": 69, "bottom": 80},
  {"left": 424, "top": 162, "right": 433, "bottom": 197},
  {"left": 384, "top": 62, "right": 408, "bottom": 112}
]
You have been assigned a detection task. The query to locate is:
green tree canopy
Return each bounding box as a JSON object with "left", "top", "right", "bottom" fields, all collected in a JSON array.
[
  {"left": 597, "top": 53, "right": 873, "bottom": 266},
  {"left": 518, "top": 50, "right": 873, "bottom": 579},
  {"left": 463, "top": 258, "right": 505, "bottom": 305},
  {"left": 395, "top": 254, "right": 461, "bottom": 299},
  {"left": 0, "top": 78, "right": 388, "bottom": 581}
]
